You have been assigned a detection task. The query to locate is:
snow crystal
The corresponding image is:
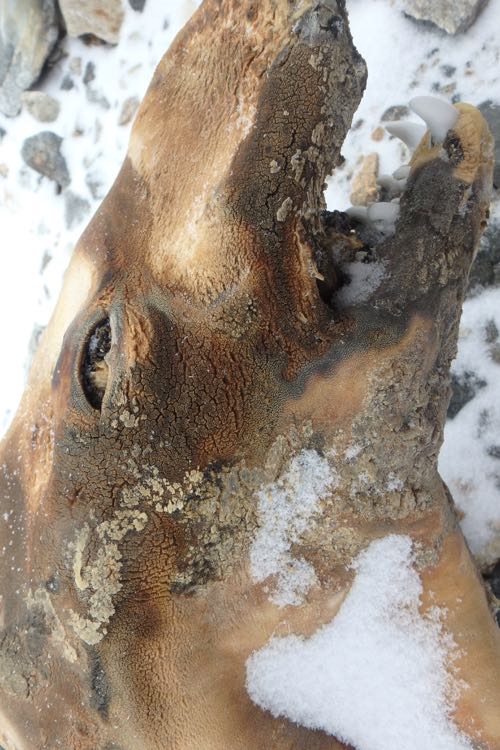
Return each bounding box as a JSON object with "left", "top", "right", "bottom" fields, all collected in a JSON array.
[
  {"left": 335, "top": 260, "right": 386, "bottom": 306},
  {"left": 246, "top": 535, "right": 471, "bottom": 750},
  {"left": 250, "top": 449, "right": 337, "bottom": 607}
]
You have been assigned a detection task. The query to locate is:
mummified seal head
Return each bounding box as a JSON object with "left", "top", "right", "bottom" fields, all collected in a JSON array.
[{"left": 1, "top": 1, "right": 499, "bottom": 749}]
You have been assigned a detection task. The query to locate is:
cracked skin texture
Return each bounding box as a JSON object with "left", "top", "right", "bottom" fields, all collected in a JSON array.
[{"left": 0, "top": 1, "right": 499, "bottom": 748}]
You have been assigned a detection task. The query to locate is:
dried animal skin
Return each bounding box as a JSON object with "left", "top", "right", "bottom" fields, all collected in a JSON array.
[{"left": 0, "top": 2, "right": 499, "bottom": 750}]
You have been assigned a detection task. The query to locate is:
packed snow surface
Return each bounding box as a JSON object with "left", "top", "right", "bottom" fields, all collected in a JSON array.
[
  {"left": 250, "top": 450, "right": 337, "bottom": 607},
  {"left": 246, "top": 535, "right": 471, "bottom": 750}
]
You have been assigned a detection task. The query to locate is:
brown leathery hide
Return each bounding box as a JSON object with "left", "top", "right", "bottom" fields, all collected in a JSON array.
[{"left": 0, "top": 1, "right": 499, "bottom": 749}]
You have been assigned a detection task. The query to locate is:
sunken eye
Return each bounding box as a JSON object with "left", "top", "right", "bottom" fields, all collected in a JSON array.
[{"left": 80, "top": 318, "right": 111, "bottom": 410}]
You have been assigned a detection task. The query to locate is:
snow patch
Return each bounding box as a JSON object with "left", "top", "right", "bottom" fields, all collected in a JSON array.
[
  {"left": 336, "top": 260, "right": 386, "bottom": 306},
  {"left": 439, "top": 284, "right": 500, "bottom": 562},
  {"left": 250, "top": 449, "right": 337, "bottom": 607},
  {"left": 246, "top": 535, "right": 470, "bottom": 750}
]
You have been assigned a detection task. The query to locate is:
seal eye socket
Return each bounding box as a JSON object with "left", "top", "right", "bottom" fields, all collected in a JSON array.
[{"left": 80, "top": 318, "right": 111, "bottom": 410}]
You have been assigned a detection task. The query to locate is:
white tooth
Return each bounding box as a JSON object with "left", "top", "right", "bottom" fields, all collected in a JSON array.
[
  {"left": 409, "top": 96, "right": 459, "bottom": 143},
  {"left": 377, "top": 174, "right": 406, "bottom": 194},
  {"left": 393, "top": 165, "right": 410, "bottom": 180},
  {"left": 367, "top": 202, "right": 400, "bottom": 224},
  {"left": 385, "top": 121, "right": 427, "bottom": 150},
  {"left": 346, "top": 206, "right": 369, "bottom": 222}
]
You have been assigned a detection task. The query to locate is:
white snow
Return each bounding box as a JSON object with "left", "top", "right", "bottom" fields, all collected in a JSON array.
[
  {"left": 439, "top": 282, "right": 500, "bottom": 562},
  {"left": 246, "top": 535, "right": 471, "bottom": 750},
  {"left": 335, "top": 259, "right": 386, "bottom": 306},
  {"left": 250, "top": 449, "right": 338, "bottom": 607}
]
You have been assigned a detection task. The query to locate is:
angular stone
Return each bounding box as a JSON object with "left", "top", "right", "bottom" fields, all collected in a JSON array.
[
  {"left": 64, "top": 190, "right": 91, "bottom": 229},
  {"left": 83, "top": 61, "right": 96, "bottom": 85},
  {"left": 0, "top": 0, "right": 59, "bottom": 117},
  {"left": 21, "top": 132, "right": 70, "bottom": 190},
  {"left": 128, "top": 0, "right": 146, "bottom": 10},
  {"left": 447, "top": 371, "right": 487, "bottom": 419},
  {"left": 58, "top": 0, "right": 125, "bottom": 45},
  {"left": 349, "top": 153, "right": 379, "bottom": 207},
  {"left": 85, "top": 170, "right": 105, "bottom": 200},
  {"left": 401, "top": 0, "right": 489, "bottom": 34},
  {"left": 22, "top": 91, "right": 60, "bottom": 123},
  {"left": 381, "top": 105, "right": 410, "bottom": 122},
  {"left": 118, "top": 96, "right": 139, "bottom": 126}
]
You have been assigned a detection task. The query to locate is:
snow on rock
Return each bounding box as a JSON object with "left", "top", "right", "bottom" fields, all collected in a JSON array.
[
  {"left": 250, "top": 450, "right": 338, "bottom": 607},
  {"left": 246, "top": 535, "right": 471, "bottom": 750}
]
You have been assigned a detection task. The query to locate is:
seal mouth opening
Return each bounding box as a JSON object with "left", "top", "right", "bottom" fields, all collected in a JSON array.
[{"left": 313, "top": 95, "right": 469, "bottom": 312}]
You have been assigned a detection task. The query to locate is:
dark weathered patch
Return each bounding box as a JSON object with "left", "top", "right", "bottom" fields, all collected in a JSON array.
[
  {"left": 80, "top": 317, "right": 112, "bottom": 409},
  {"left": 88, "top": 648, "right": 111, "bottom": 720},
  {"left": 448, "top": 371, "right": 487, "bottom": 419},
  {"left": 444, "top": 131, "right": 465, "bottom": 166}
]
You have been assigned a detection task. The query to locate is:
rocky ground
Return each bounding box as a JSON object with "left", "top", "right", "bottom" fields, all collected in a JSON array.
[{"left": 0, "top": 0, "right": 499, "bottom": 611}]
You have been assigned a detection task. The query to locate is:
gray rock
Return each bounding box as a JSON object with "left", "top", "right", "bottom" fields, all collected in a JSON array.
[
  {"left": 0, "top": 0, "right": 59, "bottom": 117},
  {"left": 86, "top": 170, "right": 105, "bottom": 200},
  {"left": 478, "top": 101, "right": 500, "bottom": 189},
  {"left": 21, "top": 91, "right": 60, "bottom": 122},
  {"left": 83, "top": 61, "right": 96, "bottom": 85},
  {"left": 447, "top": 371, "right": 487, "bottom": 419},
  {"left": 0, "top": 126, "right": 5, "bottom": 140},
  {"left": 58, "top": 0, "right": 125, "bottom": 45},
  {"left": 65, "top": 190, "right": 91, "bottom": 229},
  {"left": 128, "top": 0, "right": 146, "bottom": 9},
  {"left": 86, "top": 87, "right": 111, "bottom": 110},
  {"left": 380, "top": 105, "right": 410, "bottom": 122},
  {"left": 467, "top": 220, "right": 500, "bottom": 293},
  {"left": 21, "top": 132, "right": 70, "bottom": 190},
  {"left": 118, "top": 96, "right": 139, "bottom": 126},
  {"left": 401, "top": 0, "right": 489, "bottom": 34},
  {"left": 60, "top": 74, "right": 74, "bottom": 91},
  {"left": 440, "top": 64, "right": 457, "bottom": 78}
]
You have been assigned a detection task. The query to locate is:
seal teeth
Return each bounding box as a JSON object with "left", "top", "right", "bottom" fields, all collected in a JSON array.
[
  {"left": 367, "top": 202, "right": 400, "bottom": 225},
  {"left": 385, "top": 121, "right": 427, "bottom": 150},
  {"left": 392, "top": 165, "right": 411, "bottom": 180},
  {"left": 346, "top": 206, "right": 369, "bottom": 222},
  {"left": 409, "top": 95, "right": 459, "bottom": 143}
]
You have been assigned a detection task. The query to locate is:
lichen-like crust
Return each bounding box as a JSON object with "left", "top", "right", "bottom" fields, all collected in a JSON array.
[{"left": 0, "top": 2, "right": 499, "bottom": 749}]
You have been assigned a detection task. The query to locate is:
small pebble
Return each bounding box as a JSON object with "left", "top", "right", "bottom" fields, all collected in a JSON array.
[
  {"left": 118, "top": 96, "right": 140, "bottom": 126},
  {"left": 22, "top": 91, "right": 60, "bottom": 123}
]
